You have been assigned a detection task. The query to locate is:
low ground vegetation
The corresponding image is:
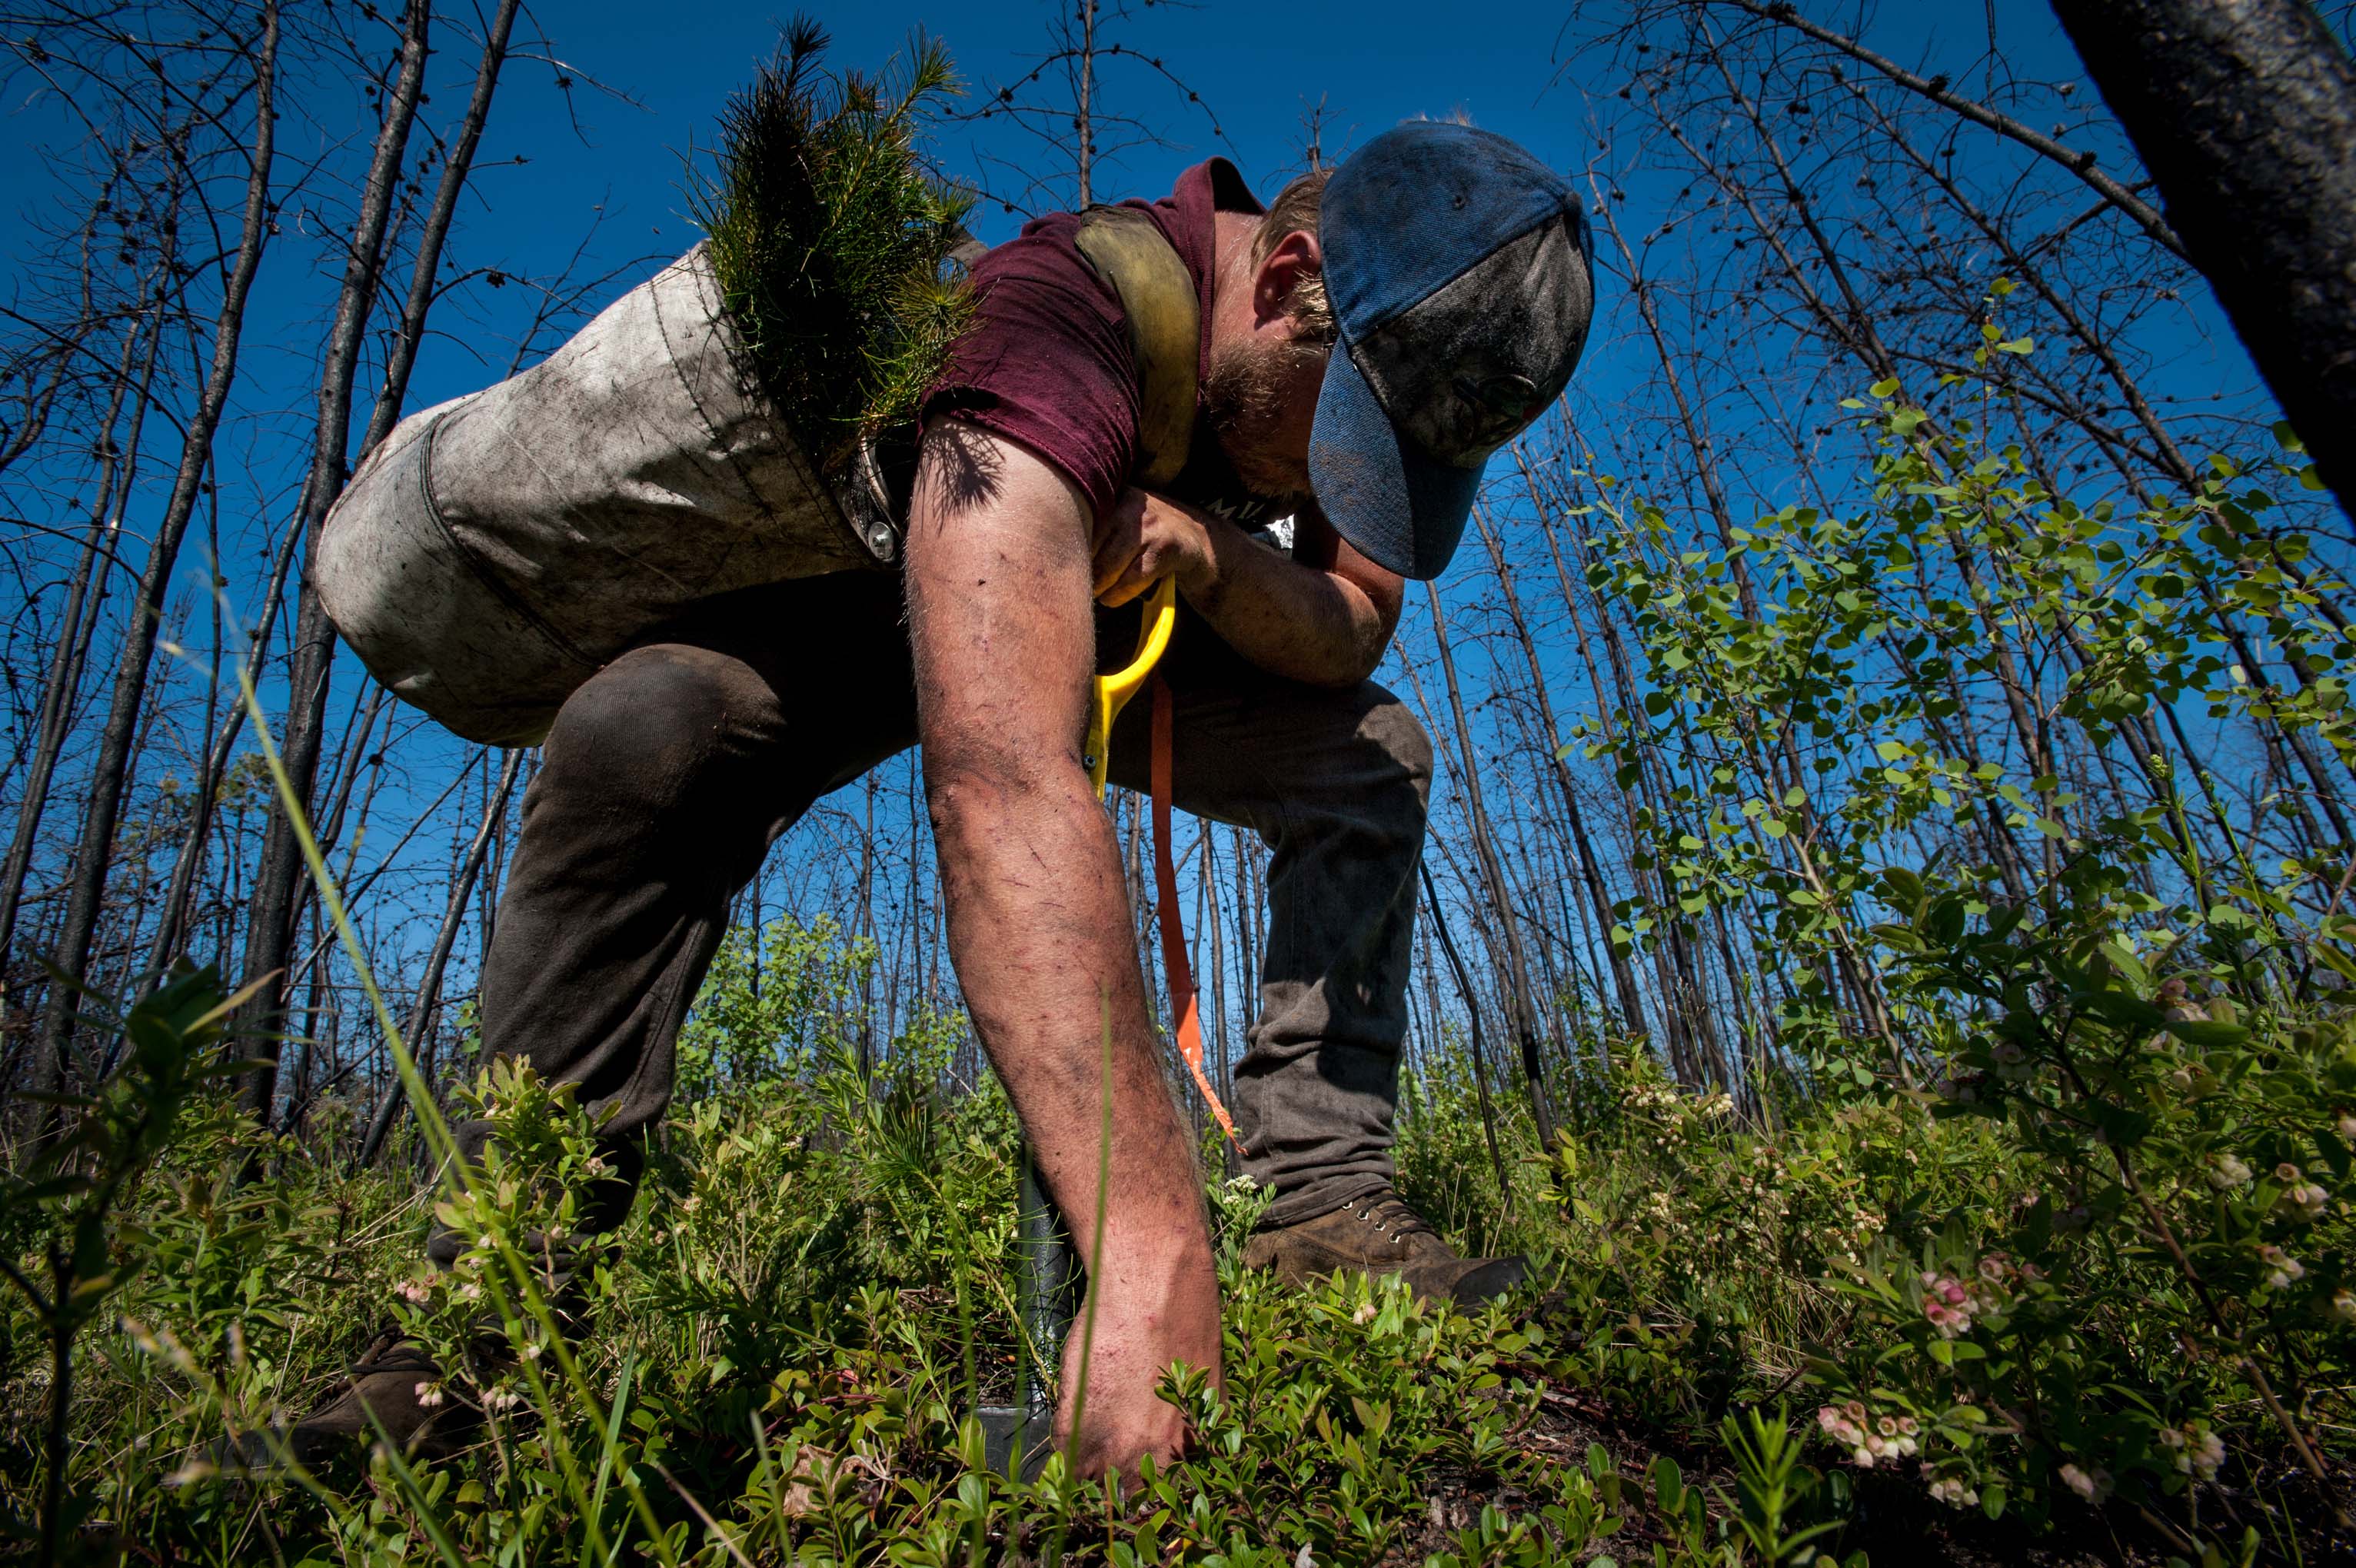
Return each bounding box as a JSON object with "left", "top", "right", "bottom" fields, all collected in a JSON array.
[{"left": 5, "top": 877, "right": 2352, "bottom": 1565}]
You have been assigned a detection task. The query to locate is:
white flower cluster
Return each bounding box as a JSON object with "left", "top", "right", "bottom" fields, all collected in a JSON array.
[
  {"left": 1817, "top": 1400, "right": 1918, "bottom": 1466},
  {"left": 1925, "top": 1471, "right": 1978, "bottom": 1509},
  {"left": 2208, "top": 1153, "right": 2253, "bottom": 1190},
  {"left": 2155, "top": 1424, "right": 2225, "bottom": 1480},
  {"left": 2058, "top": 1462, "right": 2110, "bottom": 1503},
  {"left": 1622, "top": 1082, "right": 1682, "bottom": 1114},
  {"left": 2274, "top": 1163, "right": 2330, "bottom": 1220},
  {"left": 1622, "top": 1080, "right": 1696, "bottom": 1151},
  {"left": 2257, "top": 1243, "right": 2305, "bottom": 1290}
]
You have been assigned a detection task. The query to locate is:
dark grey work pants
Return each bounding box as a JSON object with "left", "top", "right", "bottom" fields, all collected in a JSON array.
[{"left": 428, "top": 570, "right": 1430, "bottom": 1265}]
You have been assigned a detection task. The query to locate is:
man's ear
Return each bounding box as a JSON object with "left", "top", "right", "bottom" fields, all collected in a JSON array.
[{"left": 1253, "top": 229, "right": 1323, "bottom": 331}]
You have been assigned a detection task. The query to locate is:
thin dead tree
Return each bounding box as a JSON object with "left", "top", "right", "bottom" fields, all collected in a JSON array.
[
  {"left": 240, "top": 0, "right": 524, "bottom": 1122},
  {"left": 1417, "top": 582, "right": 1559, "bottom": 1147},
  {"left": 356, "top": 747, "right": 523, "bottom": 1167},
  {"left": 28, "top": 2, "right": 281, "bottom": 1120}
]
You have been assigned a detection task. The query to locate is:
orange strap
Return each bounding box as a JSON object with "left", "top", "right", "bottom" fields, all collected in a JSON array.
[{"left": 1150, "top": 674, "right": 1243, "bottom": 1150}]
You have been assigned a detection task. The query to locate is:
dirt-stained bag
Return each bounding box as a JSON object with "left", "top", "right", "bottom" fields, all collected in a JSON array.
[
  {"left": 319, "top": 207, "right": 1194, "bottom": 747},
  {"left": 316, "top": 242, "right": 900, "bottom": 747}
]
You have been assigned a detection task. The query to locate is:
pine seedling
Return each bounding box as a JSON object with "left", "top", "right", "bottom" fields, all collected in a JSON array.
[{"left": 694, "top": 17, "right": 977, "bottom": 478}]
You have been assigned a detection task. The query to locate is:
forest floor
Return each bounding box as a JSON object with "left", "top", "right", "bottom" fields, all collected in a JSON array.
[{"left": 9, "top": 1004, "right": 2355, "bottom": 1564}]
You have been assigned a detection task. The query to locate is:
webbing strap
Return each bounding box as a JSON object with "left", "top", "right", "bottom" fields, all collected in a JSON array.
[
  {"left": 1151, "top": 674, "right": 1243, "bottom": 1150},
  {"left": 1073, "top": 206, "right": 1200, "bottom": 489}
]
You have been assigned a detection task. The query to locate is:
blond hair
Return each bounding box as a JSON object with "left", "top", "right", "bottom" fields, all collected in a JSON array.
[{"left": 1252, "top": 168, "right": 1336, "bottom": 345}]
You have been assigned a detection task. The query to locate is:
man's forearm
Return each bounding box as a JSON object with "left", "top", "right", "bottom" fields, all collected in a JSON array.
[
  {"left": 925, "top": 764, "right": 1210, "bottom": 1271},
  {"left": 903, "top": 422, "right": 1221, "bottom": 1476},
  {"left": 1186, "top": 513, "right": 1390, "bottom": 686}
]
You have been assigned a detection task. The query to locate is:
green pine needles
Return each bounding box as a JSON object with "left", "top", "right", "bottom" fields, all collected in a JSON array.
[{"left": 695, "top": 18, "right": 976, "bottom": 478}]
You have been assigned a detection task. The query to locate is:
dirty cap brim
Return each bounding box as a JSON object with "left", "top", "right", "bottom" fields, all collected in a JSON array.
[{"left": 1308, "top": 345, "right": 1480, "bottom": 581}]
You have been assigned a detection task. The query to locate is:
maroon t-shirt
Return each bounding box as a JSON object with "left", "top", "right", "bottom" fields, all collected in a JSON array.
[{"left": 920, "top": 158, "right": 1286, "bottom": 537}]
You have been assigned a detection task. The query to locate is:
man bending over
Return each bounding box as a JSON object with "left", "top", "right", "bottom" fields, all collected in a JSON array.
[{"left": 285, "top": 120, "right": 1594, "bottom": 1480}]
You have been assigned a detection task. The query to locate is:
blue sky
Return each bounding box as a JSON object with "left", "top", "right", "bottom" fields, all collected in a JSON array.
[
  {"left": 0, "top": 0, "right": 2153, "bottom": 470},
  {"left": 0, "top": 0, "right": 2287, "bottom": 1040},
  {"left": 380, "top": 0, "right": 2110, "bottom": 414}
]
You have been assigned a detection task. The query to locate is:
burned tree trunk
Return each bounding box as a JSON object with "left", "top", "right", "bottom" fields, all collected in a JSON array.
[
  {"left": 2051, "top": 0, "right": 2356, "bottom": 519},
  {"left": 1420, "top": 582, "right": 1559, "bottom": 1147},
  {"left": 241, "top": 0, "right": 522, "bottom": 1120},
  {"left": 28, "top": 5, "right": 281, "bottom": 1122},
  {"left": 356, "top": 748, "right": 524, "bottom": 1167}
]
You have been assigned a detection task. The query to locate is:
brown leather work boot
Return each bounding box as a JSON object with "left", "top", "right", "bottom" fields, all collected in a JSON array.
[
  {"left": 1242, "top": 1193, "right": 1527, "bottom": 1306},
  {"left": 217, "top": 1330, "right": 488, "bottom": 1474}
]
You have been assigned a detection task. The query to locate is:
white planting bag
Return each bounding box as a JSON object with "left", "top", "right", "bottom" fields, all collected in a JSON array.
[{"left": 318, "top": 242, "right": 897, "bottom": 747}]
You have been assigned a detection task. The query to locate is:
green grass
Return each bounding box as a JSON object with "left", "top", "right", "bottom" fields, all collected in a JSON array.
[{"left": 6, "top": 931, "right": 2350, "bottom": 1564}]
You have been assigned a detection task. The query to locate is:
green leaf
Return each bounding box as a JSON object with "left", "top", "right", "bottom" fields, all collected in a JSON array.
[{"left": 2164, "top": 1018, "right": 2249, "bottom": 1049}]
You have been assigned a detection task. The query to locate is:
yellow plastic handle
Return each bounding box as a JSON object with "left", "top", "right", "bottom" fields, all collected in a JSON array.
[{"left": 1086, "top": 576, "right": 1178, "bottom": 798}]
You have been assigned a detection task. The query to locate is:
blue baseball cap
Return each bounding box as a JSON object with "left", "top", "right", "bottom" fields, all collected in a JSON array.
[{"left": 1309, "top": 122, "right": 1596, "bottom": 580}]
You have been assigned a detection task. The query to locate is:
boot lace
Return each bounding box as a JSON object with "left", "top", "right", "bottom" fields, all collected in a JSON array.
[{"left": 1348, "top": 1194, "right": 1436, "bottom": 1250}]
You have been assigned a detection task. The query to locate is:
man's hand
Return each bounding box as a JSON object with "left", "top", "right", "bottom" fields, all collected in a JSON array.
[
  {"left": 1092, "top": 488, "right": 1216, "bottom": 608},
  {"left": 1092, "top": 486, "right": 1406, "bottom": 687},
  {"left": 903, "top": 421, "right": 1221, "bottom": 1482}
]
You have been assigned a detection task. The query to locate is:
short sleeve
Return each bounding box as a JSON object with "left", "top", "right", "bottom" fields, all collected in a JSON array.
[{"left": 920, "top": 217, "right": 1139, "bottom": 524}]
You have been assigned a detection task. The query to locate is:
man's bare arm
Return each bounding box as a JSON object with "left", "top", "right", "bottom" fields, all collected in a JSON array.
[
  {"left": 901, "top": 420, "right": 1221, "bottom": 1478},
  {"left": 1092, "top": 490, "right": 1404, "bottom": 687}
]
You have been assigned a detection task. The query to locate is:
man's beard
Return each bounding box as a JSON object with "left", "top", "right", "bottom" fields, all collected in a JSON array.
[{"left": 1203, "top": 336, "right": 1322, "bottom": 502}]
